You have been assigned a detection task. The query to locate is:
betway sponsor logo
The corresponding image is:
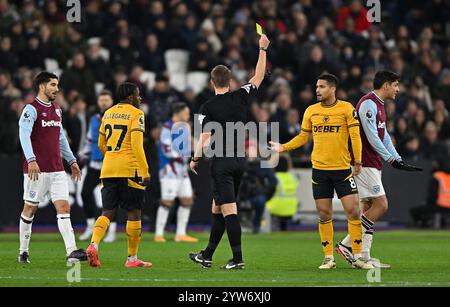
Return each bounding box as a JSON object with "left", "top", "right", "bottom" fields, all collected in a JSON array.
[
  {"left": 42, "top": 120, "right": 62, "bottom": 127},
  {"left": 378, "top": 122, "right": 386, "bottom": 129}
]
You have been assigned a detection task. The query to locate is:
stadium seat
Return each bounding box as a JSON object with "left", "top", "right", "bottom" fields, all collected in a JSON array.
[
  {"left": 186, "top": 71, "right": 210, "bottom": 95},
  {"left": 164, "top": 49, "right": 189, "bottom": 74},
  {"left": 44, "top": 58, "right": 59, "bottom": 71},
  {"left": 169, "top": 72, "right": 187, "bottom": 92},
  {"left": 139, "top": 71, "right": 156, "bottom": 92},
  {"left": 44, "top": 58, "right": 61, "bottom": 76}
]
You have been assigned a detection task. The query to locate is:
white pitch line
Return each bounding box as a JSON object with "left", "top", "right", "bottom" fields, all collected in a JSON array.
[{"left": 0, "top": 276, "right": 449, "bottom": 286}]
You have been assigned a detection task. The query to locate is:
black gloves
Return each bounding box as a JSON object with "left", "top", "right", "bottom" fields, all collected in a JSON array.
[{"left": 391, "top": 160, "right": 423, "bottom": 171}]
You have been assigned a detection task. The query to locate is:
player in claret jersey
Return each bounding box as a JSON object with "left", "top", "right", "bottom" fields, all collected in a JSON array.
[
  {"left": 336, "top": 71, "right": 422, "bottom": 268},
  {"left": 18, "top": 71, "right": 86, "bottom": 264}
]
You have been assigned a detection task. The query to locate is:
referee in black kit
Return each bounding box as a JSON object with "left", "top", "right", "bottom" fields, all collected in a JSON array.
[{"left": 188, "top": 34, "right": 270, "bottom": 270}]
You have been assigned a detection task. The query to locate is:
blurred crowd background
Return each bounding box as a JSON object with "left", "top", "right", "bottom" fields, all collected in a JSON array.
[{"left": 0, "top": 0, "right": 450, "bottom": 229}]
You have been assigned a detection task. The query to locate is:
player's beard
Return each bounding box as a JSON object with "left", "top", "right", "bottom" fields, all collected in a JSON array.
[{"left": 45, "top": 89, "right": 57, "bottom": 101}]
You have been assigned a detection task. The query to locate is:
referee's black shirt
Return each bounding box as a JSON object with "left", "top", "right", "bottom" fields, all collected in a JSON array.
[{"left": 198, "top": 83, "right": 258, "bottom": 157}]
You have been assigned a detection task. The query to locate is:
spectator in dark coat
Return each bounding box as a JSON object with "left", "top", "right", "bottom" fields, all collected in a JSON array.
[
  {"left": 0, "top": 36, "right": 18, "bottom": 73},
  {"left": 60, "top": 52, "right": 96, "bottom": 104},
  {"left": 138, "top": 33, "right": 166, "bottom": 73}
]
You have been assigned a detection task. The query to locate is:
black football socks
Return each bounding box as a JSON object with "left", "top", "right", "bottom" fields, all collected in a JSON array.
[{"left": 203, "top": 213, "right": 226, "bottom": 259}]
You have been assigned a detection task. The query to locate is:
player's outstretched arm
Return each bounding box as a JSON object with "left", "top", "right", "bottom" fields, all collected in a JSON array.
[
  {"left": 271, "top": 130, "right": 310, "bottom": 153},
  {"left": 381, "top": 127, "right": 422, "bottom": 171},
  {"left": 268, "top": 141, "right": 285, "bottom": 153},
  {"left": 271, "top": 107, "right": 312, "bottom": 152},
  {"left": 248, "top": 34, "right": 270, "bottom": 88}
]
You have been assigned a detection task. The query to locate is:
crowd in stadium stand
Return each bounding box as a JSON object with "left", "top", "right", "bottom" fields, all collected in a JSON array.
[{"left": 0, "top": 0, "right": 450, "bottom": 172}]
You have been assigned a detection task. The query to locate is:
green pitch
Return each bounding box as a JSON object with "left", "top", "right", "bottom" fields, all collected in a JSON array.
[{"left": 0, "top": 230, "right": 449, "bottom": 287}]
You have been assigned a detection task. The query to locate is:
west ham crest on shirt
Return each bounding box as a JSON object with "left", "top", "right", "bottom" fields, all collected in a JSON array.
[{"left": 55, "top": 109, "right": 62, "bottom": 117}]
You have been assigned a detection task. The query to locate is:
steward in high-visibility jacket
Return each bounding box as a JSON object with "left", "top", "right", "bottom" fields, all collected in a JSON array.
[
  {"left": 434, "top": 171, "right": 450, "bottom": 209},
  {"left": 267, "top": 172, "right": 299, "bottom": 217}
]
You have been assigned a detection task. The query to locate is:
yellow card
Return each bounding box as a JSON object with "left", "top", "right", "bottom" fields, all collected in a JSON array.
[{"left": 256, "top": 23, "right": 263, "bottom": 36}]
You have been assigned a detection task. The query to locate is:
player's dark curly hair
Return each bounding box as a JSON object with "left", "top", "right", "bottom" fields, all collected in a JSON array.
[
  {"left": 318, "top": 72, "right": 339, "bottom": 87},
  {"left": 373, "top": 70, "right": 400, "bottom": 89},
  {"left": 116, "top": 82, "right": 138, "bottom": 102},
  {"left": 33, "top": 71, "right": 58, "bottom": 92}
]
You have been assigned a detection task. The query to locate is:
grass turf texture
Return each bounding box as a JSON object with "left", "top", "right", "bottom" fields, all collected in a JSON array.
[{"left": 0, "top": 230, "right": 449, "bottom": 287}]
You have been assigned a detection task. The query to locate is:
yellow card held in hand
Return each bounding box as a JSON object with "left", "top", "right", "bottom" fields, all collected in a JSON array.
[{"left": 256, "top": 23, "right": 263, "bottom": 36}]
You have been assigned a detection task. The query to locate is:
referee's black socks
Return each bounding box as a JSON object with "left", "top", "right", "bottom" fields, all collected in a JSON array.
[
  {"left": 225, "top": 214, "right": 243, "bottom": 262},
  {"left": 203, "top": 213, "right": 226, "bottom": 259}
]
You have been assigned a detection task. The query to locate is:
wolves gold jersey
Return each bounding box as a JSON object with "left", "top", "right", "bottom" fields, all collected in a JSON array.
[
  {"left": 282, "top": 100, "right": 362, "bottom": 170},
  {"left": 98, "top": 103, "right": 149, "bottom": 185}
]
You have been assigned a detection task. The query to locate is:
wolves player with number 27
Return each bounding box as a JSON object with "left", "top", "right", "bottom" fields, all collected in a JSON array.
[
  {"left": 86, "top": 82, "right": 151, "bottom": 268},
  {"left": 18, "top": 72, "right": 86, "bottom": 264}
]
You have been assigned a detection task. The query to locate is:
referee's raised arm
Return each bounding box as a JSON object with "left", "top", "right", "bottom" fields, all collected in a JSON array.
[{"left": 248, "top": 34, "right": 270, "bottom": 88}]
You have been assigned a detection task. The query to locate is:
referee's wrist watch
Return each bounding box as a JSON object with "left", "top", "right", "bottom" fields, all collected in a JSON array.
[{"left": 259, "top": 47, "right": 267, "bottom": 51}]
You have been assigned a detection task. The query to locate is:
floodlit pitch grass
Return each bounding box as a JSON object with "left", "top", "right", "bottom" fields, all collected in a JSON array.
[{"left": 0, "top": 230, "right": 449, "bottom": 287}]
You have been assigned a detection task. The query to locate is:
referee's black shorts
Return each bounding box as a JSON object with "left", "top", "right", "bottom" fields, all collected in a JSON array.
[
  {"left": 101, "top": 178, "right": 145, "bottom": 211},
  {"left": 312, "top": 168, "right": 358, "bottom": 200},
  {"left": 211, "top": 157, "right": 246, "bottom": 206}
]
